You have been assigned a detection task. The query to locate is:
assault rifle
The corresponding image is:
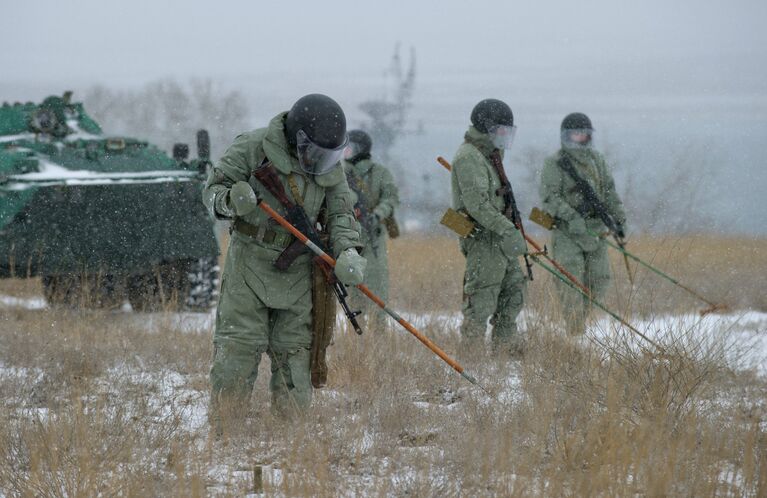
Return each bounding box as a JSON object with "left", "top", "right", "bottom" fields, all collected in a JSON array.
[
  {"left": 253, "top": 163, "right": 363, "bottom": 335},
  {"left": 558, "top": 153, "right": 633, "bottom": 282},
  {"left": 346, "top": 171, "right": 379, "bottom": 257},
  {"left": 488, "top": 151, "right": 534, "bottom": 280}
]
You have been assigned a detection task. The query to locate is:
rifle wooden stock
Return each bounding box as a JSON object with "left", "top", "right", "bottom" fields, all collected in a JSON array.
[{"left": 253, "top": 162, "right": 293, "bottom": 207}]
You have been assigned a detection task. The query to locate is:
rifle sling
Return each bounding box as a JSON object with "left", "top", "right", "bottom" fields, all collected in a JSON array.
[{"left": 489, "top": 149, "right": 520, "bottom": 227}]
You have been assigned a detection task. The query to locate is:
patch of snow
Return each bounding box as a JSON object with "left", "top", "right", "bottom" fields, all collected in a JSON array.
[
  {"left": 0, "top": 133, "right": 36, "bottom": 143},
  {"left": 4, "top": 158, "right": 198, "bottom": 190},
  {"left": 103, "top": 366, "right": 209, "bottom": 432},
  {"left": 2, "top": 286, "right": 764, "bottom": 376},
  {"left": 0, "top": 294, "right": 47, "bottom": 310},
  {"left": 588, "top": 310, "right": 767, "bottom": 375},
  {"left": 206, "top": 463, "right": 282, "bottom": 495},
  {"left": 0, "top": 363, "right": 45, "bottom": 382},
  {"left": 65, "top": 118, "right": 101, "bottom": 141}
]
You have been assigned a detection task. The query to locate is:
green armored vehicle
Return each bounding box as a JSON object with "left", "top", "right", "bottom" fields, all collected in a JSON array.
[{"left": 0, "top": 92, "right": 220, "bottom": 311}]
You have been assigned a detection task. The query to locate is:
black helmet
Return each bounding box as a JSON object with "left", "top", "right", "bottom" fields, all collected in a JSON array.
[
  {"left": 285, "top": 94, "right": 348, "bottom": 175},
  {"left": 561, "top": 112, "right": 593, "bottom": 131},
  {"left": 285, "top": 94, "right": 347, "bottom": 148},
  {"left": 346, "top": 129, "right": 372, "bottom": 161},
  {"left": 470, "top": 99, "right": 514, "bottom": 134},
  {"left": 560, "top": 112, "right": 594, "bottom": 149}
]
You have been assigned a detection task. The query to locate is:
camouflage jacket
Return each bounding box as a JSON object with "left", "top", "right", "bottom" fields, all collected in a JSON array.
[
  {"left": 203, "top": 112, "right": 361, "bottom": 259},
  {"left": 540, "top": 147, "right": 626, "bottom": 251}
]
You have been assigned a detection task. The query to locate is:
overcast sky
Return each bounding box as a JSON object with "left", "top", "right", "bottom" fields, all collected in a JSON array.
[
  {"left": 2, "top": 0, "right": 766, "bottom": 233},
  {"left": 2, "top": 0, "right": 765, "bottom": 92}
]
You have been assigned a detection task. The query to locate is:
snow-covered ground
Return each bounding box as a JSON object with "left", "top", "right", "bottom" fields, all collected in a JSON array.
[
  {"left": 2, "top": 293, "right": 766, "bottom": 375},
  {"left": 0, "top": 294, "right": 46, "bottom": 310},
  {"left": 1, "top": 292, "right": 765, "bottom": 494},
  {"left": 4, "top": 159, "right": 200, "bottom": 190}
]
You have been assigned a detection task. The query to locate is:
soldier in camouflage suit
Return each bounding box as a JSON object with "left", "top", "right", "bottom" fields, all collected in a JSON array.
[
  {"left": 203, "top": 94, "right": 366, "bottom": 420},
  {"left": 343, "top": 129, "right": 399, "bottom": 327},
  {"left": 450, "top": 99, "right": 528, "bottom": 355},
  {"left": 539, "top": 112, "right": 627, "bottom": 336}
]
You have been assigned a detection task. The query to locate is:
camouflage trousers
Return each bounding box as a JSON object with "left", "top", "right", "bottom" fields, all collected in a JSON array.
[
  {"left": 459, "top": 234, "right": 527, "bottom": 351},
  {"left": 209, "top": 236, "right": 314, "bottom": 421},
  {"left": 551, "top": 231, "right": 611, "bottom": 336}
]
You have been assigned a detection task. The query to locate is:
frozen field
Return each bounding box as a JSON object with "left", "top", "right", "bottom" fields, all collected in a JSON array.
[{"left": 1, "top": 290, "right": 765, "bottom": 495}]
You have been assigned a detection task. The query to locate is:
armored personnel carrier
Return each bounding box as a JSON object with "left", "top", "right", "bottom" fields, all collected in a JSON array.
[{"left": 0, "top": 92, "right": 220, "bottom": 311}]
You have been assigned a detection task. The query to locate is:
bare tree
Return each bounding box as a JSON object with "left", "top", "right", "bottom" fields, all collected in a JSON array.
[
  {"left": 358, "top": 44, "right": 418, "bottom": 168},
  {"left": 82, "top": 79, "right": 249, "bottom": 159}
]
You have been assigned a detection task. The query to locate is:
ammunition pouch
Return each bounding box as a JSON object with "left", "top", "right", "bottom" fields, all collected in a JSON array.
[
  {"left": 310, "top": 259, "right": 336, "bottom": 388},
  {"left": 440, "top": 208, "right": 475, "bottom": 238},
  {"left": 383, "top": 215, "right": 400, "bottom": 239},
  {"left": 529, "top": 207, "right": 555, "bottom": 230}
]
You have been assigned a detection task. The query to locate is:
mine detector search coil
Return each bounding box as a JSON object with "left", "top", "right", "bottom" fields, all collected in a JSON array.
[{"left": 251, "top": 162, "right": 363, "bottom": 336}]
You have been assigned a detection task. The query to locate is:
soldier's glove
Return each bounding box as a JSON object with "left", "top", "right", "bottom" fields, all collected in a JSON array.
[
  {"left": 568, "top": 216, "right": 587, "bottom": 236},
  {"left": 228, "top": 181, "right": 258, "bottom": 216},
  {"left": 335, "top": 248, "right": 367, "bottom": 286},
  {"left": 615, "top": 221, "right": 627, "bottom": 239},
  {"left": 500, "top": 228, "right": 527, "bottom": 258},
  {"left": 372, "top": 206, "right": 388, "bottom": 223}
]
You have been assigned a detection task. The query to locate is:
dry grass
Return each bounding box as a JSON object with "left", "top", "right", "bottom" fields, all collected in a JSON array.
[
  {"left": 0, "top": 234, "right": 766, "bottom": 496},
  {"left": 388, "top": 233, "right": 767, "bottom": 314}
]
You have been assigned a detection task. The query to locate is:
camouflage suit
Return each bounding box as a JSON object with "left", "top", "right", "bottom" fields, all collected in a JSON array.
[
  {"left": 203, "top": 112, "right": 361, "bottom": 415},
  {"left": 539, "top": 146, "right": 626, "bottom": 335},
  {"left": 343, "top": 157, "right": 399, "bottom": 325},
  {"left": 451, "top": 126, "right": 527, "bottom": 350}
]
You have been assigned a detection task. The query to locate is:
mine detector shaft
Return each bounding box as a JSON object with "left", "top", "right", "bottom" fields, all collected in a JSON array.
[{"left": 528, "top": 207, "right": 726, "bottom": 316}]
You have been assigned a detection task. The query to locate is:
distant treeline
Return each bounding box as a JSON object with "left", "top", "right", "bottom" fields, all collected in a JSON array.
[
  {"left": 83, "top": 79, "right": 249, "bottom": 160},
  {"left": 80, "top": 79, "right": 716, "bottom": 235}
]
